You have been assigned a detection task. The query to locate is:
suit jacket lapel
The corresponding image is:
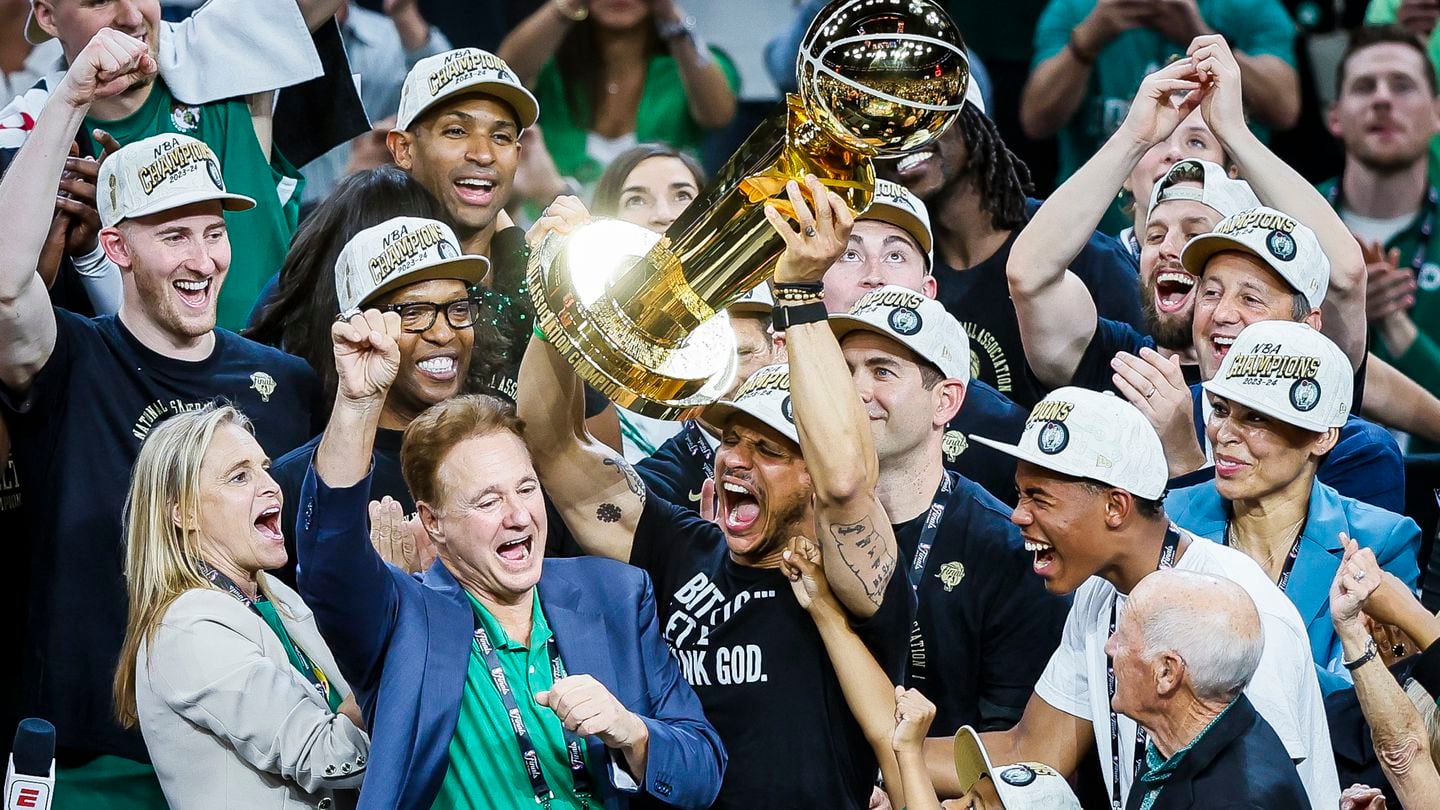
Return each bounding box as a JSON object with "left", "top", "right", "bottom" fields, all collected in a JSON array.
[
  {"left": 1286, "top": 481, "right": 1344, "bottom": 631},
  {"left": 540, "top": 567, "right": 621, "bottom": 773},
  {"left": 415, "top": 564, "right": 476, "bottom": 789}
]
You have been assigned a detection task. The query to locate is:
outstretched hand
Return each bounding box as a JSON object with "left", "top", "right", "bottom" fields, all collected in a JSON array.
[
  {"left": 1188, "top": 35, "right": 1246, "bottom": 140},
  {"left": 768, "top": 174, "right": 854, "bottom": 284},
  {"left": 57, "top": 28, "right": 157, "bottom": 109},
  {"left": 332, "top": 309, "right": 402, "bottom": 406},
  {"left": 1117, "top": 57, "right": 1204, "bottom": 148}
]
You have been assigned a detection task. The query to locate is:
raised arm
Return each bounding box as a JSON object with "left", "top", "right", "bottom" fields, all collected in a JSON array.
[
  {"left": 654, "top": 1, "right": 736, "bottom": 129},
  {"left": 496, "top": 0, "right": 582, "bottom": 86},
  {"left": 1333, "top": 536, "right": 1440, "bottom": 807},
  {"left": 295, "top": 0, "right": 345, "bottom": 32},
  {"left": 1011, "top": 59, "right": 1202, "bottom": 389},
  {"left": 1019, "top": 0, "right": 1148, "bottom": 139},
  {"left": 515, "top": 197, "right": 645, "bottom": 563},
  {"left": 0, "top": 29, "right": 153, "bottom": 395},
  {"left": 769, "top": 176, "right": 894, "bottom": 618},
  {"left": 1191, "top": 35, "right": 1367, "bottom": 367}
]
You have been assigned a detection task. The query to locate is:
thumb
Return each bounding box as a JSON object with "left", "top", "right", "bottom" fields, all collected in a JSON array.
[{"left": 534, "top": 690, "right": 552, "bottom": 706}]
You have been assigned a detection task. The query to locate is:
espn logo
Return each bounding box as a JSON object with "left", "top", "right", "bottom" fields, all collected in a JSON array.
[{"left": 7, "top": 779, "right": 50, "bottom": 808}]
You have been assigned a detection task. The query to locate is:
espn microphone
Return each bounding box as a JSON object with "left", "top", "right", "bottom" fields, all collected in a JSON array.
[{"left": 4, "top": 719, "right": 54, "bottom": 810}]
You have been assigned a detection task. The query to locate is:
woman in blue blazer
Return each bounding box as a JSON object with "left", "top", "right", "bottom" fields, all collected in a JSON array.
[{"left": 1165, "top": 322, "right": 1419, "bottom": 695}]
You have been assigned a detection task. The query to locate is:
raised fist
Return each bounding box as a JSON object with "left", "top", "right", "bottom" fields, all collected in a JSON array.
[
  {"left": 331, "top": 309, "right": 403, "bottom": 405},
  {"left": 58, "top": 28, "right": 157, "bottom": 109}
]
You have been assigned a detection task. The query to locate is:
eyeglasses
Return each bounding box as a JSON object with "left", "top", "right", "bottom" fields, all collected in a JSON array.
[{"left": 378, "top": 297, "right": 482, "bottom": 333}]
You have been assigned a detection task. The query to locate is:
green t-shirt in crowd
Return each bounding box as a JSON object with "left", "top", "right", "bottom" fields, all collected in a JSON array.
[
  {"left": 253, "top": 598, "right": 342, "bottom": 712},
  {"left": 432, "top": 589, "right": 599, "bottom": 810},
  {"left": 84, "top": 78, "right": 303, "bottom": 331},
  {"left": 1031, "top": 0, "right": 1297, "bottom": 233},
  {"left": 533, "top": 47, "right": 740, "bottom": 190},
  {"left": 1319, "top": 171, "right": 1440, "bottom": 453}
]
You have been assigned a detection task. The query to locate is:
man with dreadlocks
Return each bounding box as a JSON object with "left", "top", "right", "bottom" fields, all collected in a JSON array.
[{"left": 882, "top": 74, "right": 1148, "bottom": 408}]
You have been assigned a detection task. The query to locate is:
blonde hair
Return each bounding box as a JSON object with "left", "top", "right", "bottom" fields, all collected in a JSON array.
[{"left": 113, "top": 404, "right": 277, "bottom": 727}]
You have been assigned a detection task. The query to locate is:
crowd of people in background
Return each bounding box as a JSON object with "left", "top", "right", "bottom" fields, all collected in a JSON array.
[{"left": 6, "top": 0, "right": 1440, "bottom": 808}]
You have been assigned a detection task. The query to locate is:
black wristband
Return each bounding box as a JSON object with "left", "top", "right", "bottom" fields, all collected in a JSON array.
[{"left": 773, "top": 301, "right": 829, "bottom": 331}]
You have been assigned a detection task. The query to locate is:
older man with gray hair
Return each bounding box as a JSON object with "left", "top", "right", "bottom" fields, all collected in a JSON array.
[{"left": 1106, "top": 570, "right": 1307, "bottom": 809}]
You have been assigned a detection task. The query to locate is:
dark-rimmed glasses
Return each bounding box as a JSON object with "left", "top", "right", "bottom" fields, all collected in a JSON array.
[{"left": 378, "top": 297, "right": 482, "bottom": 333}]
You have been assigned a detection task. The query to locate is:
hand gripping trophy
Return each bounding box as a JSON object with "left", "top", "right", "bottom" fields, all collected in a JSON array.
[{"left": 529, "top": 0, "right": 968, "bottom": 418}]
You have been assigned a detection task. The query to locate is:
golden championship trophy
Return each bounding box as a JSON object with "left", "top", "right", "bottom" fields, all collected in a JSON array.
[{"left": 529, "top": 0, "right": 968, "bottom": 419}]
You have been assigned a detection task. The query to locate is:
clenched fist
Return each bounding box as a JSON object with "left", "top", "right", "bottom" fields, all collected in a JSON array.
[{"left": 57, "top": 28, "right": 157, "bottom": 109}]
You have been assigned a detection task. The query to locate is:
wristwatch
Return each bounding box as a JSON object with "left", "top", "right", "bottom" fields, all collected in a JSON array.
[
  {"left": 772, "top": 301, "right": 828, "bottom": 331},
  {"left": 657, "top": 14, "right": 695, "bottom": 43},
  {"left": 1343, "top": 638, "right": 1379, "bottom": 671}
]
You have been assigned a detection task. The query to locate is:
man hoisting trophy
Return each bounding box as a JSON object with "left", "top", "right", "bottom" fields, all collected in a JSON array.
[{"left": 529, "top": 0, "right": 970, "bottom": 417}]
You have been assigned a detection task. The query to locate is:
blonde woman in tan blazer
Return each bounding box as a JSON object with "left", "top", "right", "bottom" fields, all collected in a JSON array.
[{"left": 115, "top": 405, "right": 369, "bottom": 809}]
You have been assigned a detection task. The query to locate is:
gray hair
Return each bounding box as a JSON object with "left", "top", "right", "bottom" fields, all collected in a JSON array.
[{"left": 1134, "top": 570, "right": 1264, "bottom": 702}]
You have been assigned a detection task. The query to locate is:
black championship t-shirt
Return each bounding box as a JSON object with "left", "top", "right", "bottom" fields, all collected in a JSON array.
[
  {"left": 0, "top": 310, "right": 318, "bottom": 760},
  {"left": 630, "top": 496, "right": 912, "bottom": 809},
  {"left": 891, "top": 473, "right": 1070, "bottom": 736},
  {"left": 934, "top": 201, "right": 1146, "bottom": 409},
  {"left": 636, "top": 420, "right": 714, "bottom": 511}
]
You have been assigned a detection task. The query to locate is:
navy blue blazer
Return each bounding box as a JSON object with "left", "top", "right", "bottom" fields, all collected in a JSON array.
[
  {"left": 295, "top": 466, "right": 726, "bottom": 810},
  {"left": 1167, "top": 476, "right": 1420, "bottom": 694}
]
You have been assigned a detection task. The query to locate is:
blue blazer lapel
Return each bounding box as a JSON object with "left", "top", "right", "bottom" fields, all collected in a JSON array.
[
  {"left": 1286, "top": 481, "right": 1346, "bottom": 635},
  {"left": 540, "top": 567, "right": 623, "bottom": 778},
  {"left": 413, "top": 564, "right": 476, "bottom": 795}
]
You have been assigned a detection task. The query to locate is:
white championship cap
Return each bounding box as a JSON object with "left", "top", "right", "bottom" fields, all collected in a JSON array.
[
  {"left": 334, "top": 216, "right": 490, "bottom": 315},
  {"left": 964, "top": 68, "right": 985, "bottom": 115},
  {"left": 729, "top": 283, "right": 774, "bottom": 317},
  {"left": 700, "top": 364, "right": 799, "bottom": 446},
  {"left": 828, "top": 285, "right": 970, "bottom": 383},
  {"left": 861, "top": 178, "right": 935, "bottom": 268},
  {"left": 397, "top": 48, "right": 539, "bottom": 131},
  {"left": 1181, "top": 206, "right": 1329, "bottom": 309},
  {"left": 971, "top": 387, "right": 1169, "bottom": 500},
  {"left": 1147, "top": 158, "right": 1260, "bottom": 220},
  {"left": 98, "top": 133, "right": 255, "bottom": 228},
  {"left": 1202, "top": 321, "right": 1351, "bottom": 433},
  {"left": 953, "top": 726, "right": 1082, "bottom": 810}
]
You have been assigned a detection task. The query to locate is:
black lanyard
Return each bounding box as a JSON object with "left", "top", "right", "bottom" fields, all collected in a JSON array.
[
  {"left": 471, "top": 622, "right": 594, "bottom": 807},
  {"left": 197, "top": 562, "right": 335, "bottom": 707},
  {"left": 1106, "top": 525, "right": 1182, "bottom": 809},
  {"left": 1222, "top": 518, "right": 1307, "bottom": 592},
  {"left": 906, "top": 470, "right": 959, "bottom": 592},
  {"left": 1327, "top": 182, "right": 1438, "bottom": 273}
]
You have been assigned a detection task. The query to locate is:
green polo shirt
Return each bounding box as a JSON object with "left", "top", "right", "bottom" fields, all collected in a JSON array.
[
  {"left": 1318, "top": 173, "right": 1440, "bottom": 453},
  {"left": 1133, "top": 703, "right": 1233, "bottom": 810},
  {"left": 432, "top": 590, "right": 598, "bottom": 810},
  {"left": 85, "top": 77, "right": 303, "bottom": 332},
  {"left": 1031, "top": 0, "right": 1297, "bottom": 233}
]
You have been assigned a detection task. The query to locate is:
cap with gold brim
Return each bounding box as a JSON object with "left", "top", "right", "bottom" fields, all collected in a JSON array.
[{"left": 953, "top": 725, "right": 1082, "bottom": 809}]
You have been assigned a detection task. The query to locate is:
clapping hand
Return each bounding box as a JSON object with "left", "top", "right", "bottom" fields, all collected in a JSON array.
[
  {"left": 57, "top": 28, "right": 157, "bottom": 109},
  {"left": 1331, "top": 532, "right": 1383, "bottom": 634},
  {"left": 369, "top": 496, "right": 436, "bottom": 574},
  {"left": 1111, "top": 347, "right": 1207, "bottom": 476},
  {"left": 331, "top": 309, "right": 402, "bottom": 406},
  {"left": 1360, "top": 239, "right": 1415, "bottom": 323}
]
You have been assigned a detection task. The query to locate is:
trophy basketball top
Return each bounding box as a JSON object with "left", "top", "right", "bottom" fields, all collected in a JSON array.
[{"left": 798, "top": 0, "right": 968, "bottom": 157}]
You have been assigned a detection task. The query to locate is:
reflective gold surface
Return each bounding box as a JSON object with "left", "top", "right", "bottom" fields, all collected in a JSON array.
[{"left": 529, "top": 0, "right": 967, "bottom": 420}]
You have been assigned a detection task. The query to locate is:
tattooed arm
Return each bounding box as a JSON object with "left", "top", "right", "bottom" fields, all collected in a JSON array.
[
  {"left": 772, "top": 176, "right": 896, "bottom": 619},
  {"left": 516, "top": 332, "right": 647, "bottom": 562}
]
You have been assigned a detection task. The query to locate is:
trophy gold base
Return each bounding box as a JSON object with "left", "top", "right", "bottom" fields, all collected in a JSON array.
[{"left": 529, "top": 219, "right": 739, "bottom": 421}]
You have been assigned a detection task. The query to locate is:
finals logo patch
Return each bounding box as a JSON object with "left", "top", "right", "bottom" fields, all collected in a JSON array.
[
  {"left": 249, "top": 372, "right": 277, "bottom": 403},
  {"left": 941, "top": 429, "right": 968, "bottom": 462}
]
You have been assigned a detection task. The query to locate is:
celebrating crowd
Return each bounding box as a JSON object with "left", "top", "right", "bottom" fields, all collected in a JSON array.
[{"left": 6, "top": 0, "right": 1440, "bottom": 808}]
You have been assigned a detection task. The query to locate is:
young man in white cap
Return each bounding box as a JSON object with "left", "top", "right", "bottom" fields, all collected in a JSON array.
[
  {"left": 517, "top": 176, "right": 910, "bottom": 809},
  {"left": 924, "top": 387, "right": 1337, "bottom": 809},
  {"left": 0, "top": 29, "right": 318, "bottom": 803},
  {"left": 880, "top": 75, "right": 1146, "bottom": 409},
  {"left": 387, "top": 46, "right": 539, "bottom": 398},
  {"left": 829, "top": 285, "right": 1070, "bottom": 738},
  {"left": 1010, "top": 44, "right": 1404, "bottom": 513},
  {"left": 824, "top": 178, "right": 1030, "bottom": 505},
  {"left": 4, "top": 0, "right": 359, "bottom": 330},
  {"left": 269, "top": 214, "right": 490, "bottom": 576},
  {"left": 635, "top": 284, "right": 784, "bottom": 509}
]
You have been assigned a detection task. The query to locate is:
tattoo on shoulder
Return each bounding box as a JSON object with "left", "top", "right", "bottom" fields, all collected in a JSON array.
[
  {"left": 829, "top": 515, "right": 896, "bottom": 606},
  {"left": 603, "top": 456, "right": 647, "bottom": 506},
  {"left": 597, "top": 503, "right": 622, "bottom": 523}
]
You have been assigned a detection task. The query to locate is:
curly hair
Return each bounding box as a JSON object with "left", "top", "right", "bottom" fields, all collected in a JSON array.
[{"left": 950, "top": 104, "right": 1034, "bottom": 232}]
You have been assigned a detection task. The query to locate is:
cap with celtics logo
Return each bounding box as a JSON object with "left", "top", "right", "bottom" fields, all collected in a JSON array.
[
  {"left": 1147, "top": 158, "right": 1260, "bottom": 220},
  {"left": 953, "top": 726, "right": 1081, "bottom": 809},
  {"left": 828, "top": 285, "right": 970, "bottom": 383},
  {"left": 699, "top": 364, "right": 799, "bottom": 446},
  {"left": 729, "top": 283, "right": 774, "bottom": 317},
  {"left": 970, "top": 387, "right": 1168, "bottom": 500},
  {"left": 860, "top": 179, "right": 934, "bottom": 269},
  {"left": 397, "top": 48, "right": 539, "bottom": 131},
  {"left": 98, "top": 133, "right": 256, "bottom": 228},
  {"left": 334, "top": 216, "right": 491, "bottom": 315},
  {"left": 1180, "top": 206, "right": 1329, "bottom": 309},
  {"left": 1202, "top": 320, "right": 1351, "bottom": 433}
]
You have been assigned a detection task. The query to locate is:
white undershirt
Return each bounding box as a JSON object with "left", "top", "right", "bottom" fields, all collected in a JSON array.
[{"left": 1339, "top": 207, "right": 1416, "bottom": 246}]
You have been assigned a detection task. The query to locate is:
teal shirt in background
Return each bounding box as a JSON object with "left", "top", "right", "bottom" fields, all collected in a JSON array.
[
  {"left": 432, "top": 589, "right": 598, "bottom": 810},
  {"left": 1030, "top": 0, "right": 1297, "bottom": 233},
  {"left": 533, "top": 48, "right": 741, "bottom": 190}
]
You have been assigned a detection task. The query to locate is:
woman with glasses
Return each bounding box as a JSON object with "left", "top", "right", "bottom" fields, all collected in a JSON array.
[
  {"left": 114, "top": 404, "right": 369, "bottom": 808},
  {"left": 266, "top": 216, "right": 492, "bottom": 578},
  {"left": 1166, "top": 320, "right": 1420, "bottom": 695}
]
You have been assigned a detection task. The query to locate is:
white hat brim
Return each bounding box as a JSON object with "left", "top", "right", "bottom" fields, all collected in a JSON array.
[
  {"left": 698, "top": 400, "right": 799, "bottom": 447},
  {"left": 110, "top": 189, "right": 257, "bottom": 227},
  {"left": 968, "top": 433, "right": 1165, "bottom": 500},
  {"left": 356, "top": 255, "right": 493, "bottom": 309},
  {"left": 1180, "top": 232, "right": 1319, "bottom": 308},
  {"left": 401, "top": 81, "right": 539, "bottom": 131},
  {"left": 1200, "top": 377, "right": 1337, "bottom": 434}
]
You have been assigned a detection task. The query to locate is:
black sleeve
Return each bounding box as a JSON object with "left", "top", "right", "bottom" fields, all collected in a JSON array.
[
  {"left": 1069, "top": 318, "right": 1153, "bottom": 394},
  {"left": 0, "top": 308, "right": 84, "bottom": 420},
  {"left": 584, "top": 385, "right": 610, "bottom": 419},
  {"left": 1071, "top": 236, "right": 1147, "bottom": 332},
  {"left": 1411, "top": 642, "right": 1440, "bottom": 697},
  {"left": 850, "top": 562, "right": 915, "bottom": 682}
]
